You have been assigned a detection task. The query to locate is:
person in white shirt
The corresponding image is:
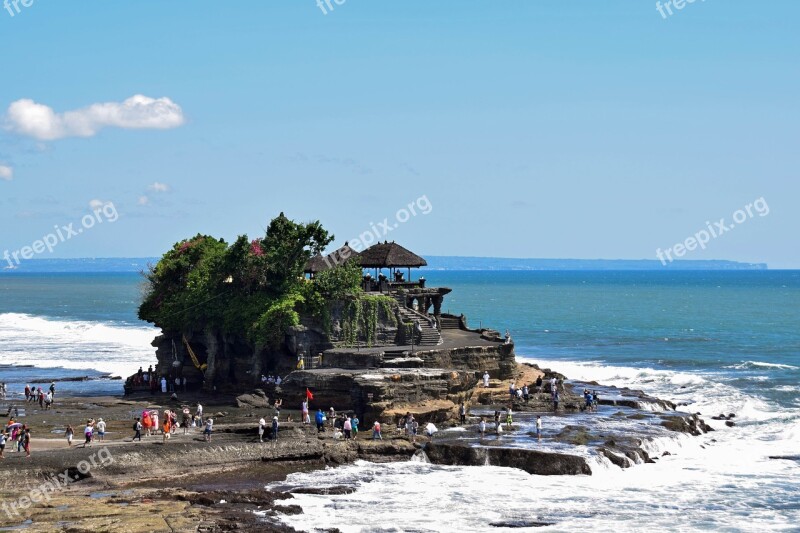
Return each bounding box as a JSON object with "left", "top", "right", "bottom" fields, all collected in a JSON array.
[
  {"left": 258, "top": 417, "right": 267, "bottom": 442},
  {"left": 96, "top": 418, "right": 106, "bottom": 441}
]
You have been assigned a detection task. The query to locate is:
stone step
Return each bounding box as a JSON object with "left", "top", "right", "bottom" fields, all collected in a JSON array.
[{"left": 439, "top": 317, "right": 461, "bottom": 330}]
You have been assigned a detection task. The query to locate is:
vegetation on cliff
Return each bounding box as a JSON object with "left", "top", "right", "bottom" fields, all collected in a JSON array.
[
  {"left": 138, "top": 213, "right": 332, "bottom": 345},
  {"left": 138, "top": 213, "right": 396, "bottom": 348}
]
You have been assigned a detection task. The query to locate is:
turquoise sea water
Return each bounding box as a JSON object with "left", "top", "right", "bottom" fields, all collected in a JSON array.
[
  {"left": 422, "top": 270, "right": 800, "bottom": 411},
  {"left": 1, "top": 268, "right": 799, "bottom": 531}
]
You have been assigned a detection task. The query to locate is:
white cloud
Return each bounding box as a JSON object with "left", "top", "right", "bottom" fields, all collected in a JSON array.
[
  {"left": 89, "top": 199, "right": 111, "bottom": 209},
  {"left": 137, "top": 196, "right": 150, "bottom": 206},
  {"left": 5, "top": 95, "right": 185, "bottom": 141},
  {"left": 148, "top": 181, "right": 170, "bottom": 193},
  {"left": 0, "top": 165, "right": 12, "bottom": 181}
]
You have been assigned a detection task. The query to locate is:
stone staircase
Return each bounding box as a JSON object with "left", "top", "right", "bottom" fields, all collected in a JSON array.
[
  {"left": 393, "top": 296, "right": 443, "bottom": 346},
  {"left": 439, "top": 315, "right": 462, "bottom": 330}
]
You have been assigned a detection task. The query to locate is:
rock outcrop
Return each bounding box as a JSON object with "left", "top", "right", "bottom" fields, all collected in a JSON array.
[{"left": 423, "top": 442, "right": 593, "bottom": 476}]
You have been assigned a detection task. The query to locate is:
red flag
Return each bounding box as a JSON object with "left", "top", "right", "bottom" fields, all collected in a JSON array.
[{"left": 306, "top": 388, "right": 314, "bottom": 400}]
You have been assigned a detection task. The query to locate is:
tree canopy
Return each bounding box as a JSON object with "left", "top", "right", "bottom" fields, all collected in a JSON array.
[{"left": 138, "top": 213, "right": 340, "bottom": 345}]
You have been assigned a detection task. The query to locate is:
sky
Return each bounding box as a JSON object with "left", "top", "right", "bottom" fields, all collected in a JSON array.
[{"left": 0, "top": 1, "right": 798, "bottom": 268}]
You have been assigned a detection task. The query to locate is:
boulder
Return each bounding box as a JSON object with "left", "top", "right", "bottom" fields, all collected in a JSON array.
[
  {"left": 424, "top": 442, "right": 592, "bottom": 476},
  {"left": 236, "top": 391, "right": 270, "bottom": 409}
]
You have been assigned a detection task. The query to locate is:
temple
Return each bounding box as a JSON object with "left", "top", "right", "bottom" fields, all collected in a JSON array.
[{"left": 129, "top": 241, "right": 516, "bottom": 420}]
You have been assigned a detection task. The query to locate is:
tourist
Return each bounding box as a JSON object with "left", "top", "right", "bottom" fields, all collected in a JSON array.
[
  {"left": 593, "top": 390, "right": 600, "bottom": 411},
  {"left": 271, "top": 416, "right": 279, "bottom": 447},
  {"left": 343, "top": 416, "right": 352, "bottom": 440},
  {"left": 478, "top": 417, "right": 486, "bottom": 438},
  {"left": 459, "top": 402, "right": 467, "bottom": 425},
  {"left": 133, "top": 418, "right": 142, "bottom": 441},
  {"left": 152, "top": 411, "right": 159, "bottom": 435},
  {"left": 38, "top": 387, "right": 45, "bottom": 408},
  {"left": 584, "top": 389, "right": 593, "bottom": 412},
  {"left": 0, "top": 431, "right": 6, "bottom": 459},
  {"left": 509, "top": 381, "right": 516, "bottom": 401},
  {"left": 161, "top": 376, "right": 167, "bottom": 393},
  {"left": 522, "top": 385, "right": 529, "bottom": 403},
  {"left": 550, "top": 377, "right": 557, "bottom": 394},
  {"left": 182, "top": 406, "right": 192, "bottom": 434},
  {"left": 328, "top": 407, "right": 336, "bottom": 428},
  {"left": 505, "top": 329, "right": 512, "bottom": 344},
  {"left": 372, "top": 420, "right": 382, "bottom": 440},
  {"left": 44, "top": 391, "right": 53, "bottom": 410},
  {"left": 96, "top": 418, "right": 106, "bottom": 442},
  {"left": 506, "top": 406, "right": 513, "bottom": 429},
  {"left": 23, "top": 428, "right": 31, "bottom": 458},
  {"left": 274, "top": 398, "right": 283, "bottom": 418},
  {"left": 483, "top": 371, "right": 490, "bottom": 388},
  {"left": 535, "top": 415, "right": 543, "bottom": 441},
  {"left": 515, "top": 388, "right": 523, "bottom": 401},
  {"left": 17, "top": 425, "right": 26, "bottom": 452},
  {"left": 494, "top": 410, "right": 501, "bottom": 428},
  {"left": 315, "top": 409, "right": 325, "bottom": 433},
  {"left": 535, "top": 375, "right": 543, "bottom": 393},
  {"left": 258, "top": 416, "right": 267, "bottom": 442},
  {"left": 24, "top": 384, "right": 30, "bottom": 402},
  {"left": 163, "top": 412, "right": 172, "bottom": 442},
  {"left": 406, "top": 415, "right": 416, "bottom": 443},
  {"left": 275, "top": 375, "right": 282, "bottom": 386},
  {"left": 49, "top": 381, "right": 56, "bottom": 398},
  {"left": 170, "top": 410, "right": 178, "bottom": 433},
  {"left": 424, "top": 422, "right": 437, "bottom": 440},
  {"left": 553, "top": 390, "right": 560, "bottom": 412},
  {"left": 301, "top": 399, "right": 309, "bottom": 425},
  {"left": 204, "top": 417, "right": 214, "bottom": 441},
  {"left": 82, "top": 421, "right": 93, "bottom": 448},
  {"left": 351, "top": 414, "right": 359, "bottom": 437},
  {"left": 196, "top": 403, "right": 204, "bottom": 425},
  {"left": 65, "top": 425, "right": 74, "bottom": 447},
  {"left": 142, "top": 410, "right": 152, "bottom": 437}
]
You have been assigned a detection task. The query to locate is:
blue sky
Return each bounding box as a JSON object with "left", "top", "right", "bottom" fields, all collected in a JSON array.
[{"left": 1, "top": 1, "right": 797, "bottom": 267}]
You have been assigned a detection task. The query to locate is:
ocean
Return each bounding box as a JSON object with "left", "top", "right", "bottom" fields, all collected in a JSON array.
[{"left": 1, "top": 268, "right": 798, "bottom": 531}]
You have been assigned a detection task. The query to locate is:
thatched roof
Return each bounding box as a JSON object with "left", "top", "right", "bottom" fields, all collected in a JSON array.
[
  {"left": 358, "top": 241, "right": 427, "bottom": 269},
  {"left": 304, "top": 242, "right": 360, "bottom": 273}
]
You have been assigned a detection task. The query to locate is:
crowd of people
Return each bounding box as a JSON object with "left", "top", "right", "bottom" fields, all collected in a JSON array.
[
  {"left": 1, "top": 420, "right": 31, "bottom": 458},
  {"left": 260, "top": 374, "right": 284, "bottom": 386},
  {"left": 131, "top": 403, "right": 210, "bottom": 442},
  {"left": 1, "top": 368, "right": 599, "bottom": 462},
  {"left": 23, "top": 382, "right": 56, "bottom": 410}
]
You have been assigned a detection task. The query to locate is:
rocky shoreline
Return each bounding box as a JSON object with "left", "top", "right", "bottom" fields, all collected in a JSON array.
[{"left": 0, "top": 361, "right": 716, "bottom": 532}]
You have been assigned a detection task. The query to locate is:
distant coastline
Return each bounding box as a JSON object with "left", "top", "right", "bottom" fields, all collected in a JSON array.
[{"left": 0, "top": 256, "right": 769, "bottom": 273}]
